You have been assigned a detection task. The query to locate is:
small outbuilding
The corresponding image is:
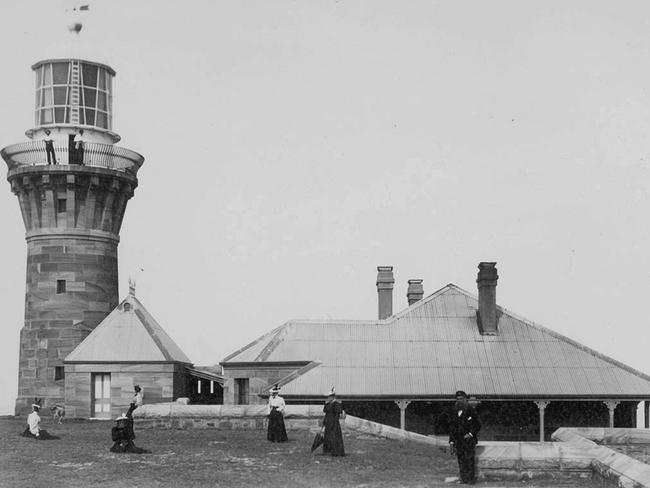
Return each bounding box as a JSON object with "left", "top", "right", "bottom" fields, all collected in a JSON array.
[{"left": 64, "top": 287, "right": 222, "bottom": 418}]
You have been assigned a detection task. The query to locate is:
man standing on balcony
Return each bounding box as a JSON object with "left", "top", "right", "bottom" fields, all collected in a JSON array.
[
  {"left": 73, "top": 129, "right": 85, "bottom": 165},
  {"left": 43, "top": 129, "right": 57, "bottom": 165}
]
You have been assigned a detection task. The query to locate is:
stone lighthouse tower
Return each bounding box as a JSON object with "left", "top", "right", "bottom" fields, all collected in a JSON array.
[{"left": 1, "top": 30, "right": 144, "bottom": 413}]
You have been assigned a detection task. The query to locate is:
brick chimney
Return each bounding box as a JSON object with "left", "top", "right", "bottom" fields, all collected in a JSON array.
[
  {"left": 476, "top": 262, "right": 499, "bottom": 335},
  {"left": 406, "top": 279, "right": 424, "bottom": 305},
  {"left": 376, "top": 266, "right": 395, "bottom": 320}
]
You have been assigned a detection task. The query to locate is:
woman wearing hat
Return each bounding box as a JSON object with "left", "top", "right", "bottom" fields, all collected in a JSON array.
[
  {"left": 267, "top": 384, "right": 288, "bottom": 442},
  {"left": 21, "top": 402, "right": 58, "bottom": 440},
  {"left": 322, "top": 387, "right": 345, "bottom": 456},
  {"left": 110, "top": 412, "right": 150, "bottom": 453}
]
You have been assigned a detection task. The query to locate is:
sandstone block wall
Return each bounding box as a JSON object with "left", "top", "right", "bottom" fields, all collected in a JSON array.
[
  {"left": 8, "top": 165, "right": 137, "bottom": 415},
  {"left": 64, "top": 362, "right": 187, "bottom": 418}
]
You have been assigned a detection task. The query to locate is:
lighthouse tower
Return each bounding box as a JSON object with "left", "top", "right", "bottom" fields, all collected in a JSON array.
[{"left": 1, "top": 13, "right": 144, "bottom": 414}]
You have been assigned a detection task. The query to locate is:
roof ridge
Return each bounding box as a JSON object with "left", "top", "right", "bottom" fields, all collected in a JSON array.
[
  {"left": 134, "top": 308, "right": 174, "bottom": 362},
  {"left": 130, "top": 296, "right": 192, "bottom": 364},
  {"left": 389, "top": 283, "right": 472, "bottom": 321},
  {"left": 220, "top": 323, "right": 288, "bottom": 363},
  {"left": 260, "top": 360, "right": 323, "bottom": 396}
]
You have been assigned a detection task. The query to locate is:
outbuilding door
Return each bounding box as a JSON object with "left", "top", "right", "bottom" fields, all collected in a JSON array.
[{"left": 91, "top": 373, "right": 111, "bottom": 418}]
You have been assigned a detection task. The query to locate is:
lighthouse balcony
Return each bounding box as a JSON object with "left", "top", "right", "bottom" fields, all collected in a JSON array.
[{"left": 1, "top": 141, "right": 144, "bottom": 175}]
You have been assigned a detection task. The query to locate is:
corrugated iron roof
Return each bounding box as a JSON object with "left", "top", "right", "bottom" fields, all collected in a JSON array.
[
  {"left": 65, "top": 295, "right": 192, "bottom": 364},
  {"left": 222, "top": 284, "right": 650, "bottom": 399}
]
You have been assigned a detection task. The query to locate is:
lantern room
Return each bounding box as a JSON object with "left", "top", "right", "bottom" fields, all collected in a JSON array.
[{"left": 27, "top": 59, "right": 120, "bottom": 144}]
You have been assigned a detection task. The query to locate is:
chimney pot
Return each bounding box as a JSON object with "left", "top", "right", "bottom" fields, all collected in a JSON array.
[
  {"left": 407, "top": 279, "right": 424, "bottom": 305},
  {"left": 376, "top": 266, "right": 394, "bottom": 320},
  {"left": 477, "top": 262, "right": 498, "bottom": 334}
]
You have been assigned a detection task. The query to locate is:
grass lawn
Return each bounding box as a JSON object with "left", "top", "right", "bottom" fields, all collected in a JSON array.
[{"left": 0, "top": 417, "right": 594, "bottom": 487}]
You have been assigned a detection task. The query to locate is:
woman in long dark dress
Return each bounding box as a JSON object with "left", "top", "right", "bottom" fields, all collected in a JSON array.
[
  {"left": 322, "top": 387, "right": 345, "bottom": 456},
  {"left": 267, "top": 385, "right": 288, "bottom": 442}
]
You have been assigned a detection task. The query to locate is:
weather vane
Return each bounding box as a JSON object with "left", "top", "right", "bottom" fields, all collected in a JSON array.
[{"left": 66, "top": 2, "right": 90, "bottom": 36}]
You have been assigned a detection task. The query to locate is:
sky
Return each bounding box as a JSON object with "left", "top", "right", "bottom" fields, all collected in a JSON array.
[{"left": 1, "top": 0, "right": 650, "bottom": 416}]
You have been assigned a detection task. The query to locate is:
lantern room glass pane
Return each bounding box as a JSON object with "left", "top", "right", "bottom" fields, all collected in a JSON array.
[
  {"left": 35, "top": 89, "right": 41, "bottom": 109},
  {"left": 53, "top": 86, "right": 67, "bottom": 105},
  {"left": 83, "top": 88, "right": 96, "bottom": 107},
  {"left": 41, "top": 108, "right": 53, "bottom": 124},
  {"left": 97, "top": 92, "right": 106, "bottom": 110},
  {"left": 82, "top": 63, "right": 98, "bottom": 87},
  {"left": 98, "top": 68, "right": 106, "bottom": 90},
  {"left": 54, "top": 107, "right": 65, "bottom": 123},
  {"left": 43, "top": 64, "right": 52, "bottom": 86},
  {"left": 96, "top": 111, "right": 107, "bottom": 128},
  {"left": 42, "top": 88, "right": 53, "bottom": 106},
  {"left": 85, "top": 108, "right": 95, "bottom": 125},
  {"left": 36, "top": 66, "right": 43, "bottom": 88},
  {"left": 52, "top": 62, "right": 69, "bottom": 85}
]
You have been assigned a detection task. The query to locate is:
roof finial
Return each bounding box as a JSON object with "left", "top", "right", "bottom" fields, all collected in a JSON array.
[{"left": 128, "top": 277, "right": 136, "bottom": 297}]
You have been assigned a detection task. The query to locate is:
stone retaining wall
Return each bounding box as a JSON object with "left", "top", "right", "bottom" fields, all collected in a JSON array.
[
  {"left": 133, "top": 404, "right": 324, "bottom": 431},
  {"left": 553, "top": 427, "right": 650, "bottom": 488},
  {"left": 476, "top": 441, "right": 594, "bottom": 481}
]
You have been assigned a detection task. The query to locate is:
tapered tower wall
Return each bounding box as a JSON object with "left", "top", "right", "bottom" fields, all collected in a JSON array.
[{"left": 6, "top": 149, "right": 140, "bottom": 414}]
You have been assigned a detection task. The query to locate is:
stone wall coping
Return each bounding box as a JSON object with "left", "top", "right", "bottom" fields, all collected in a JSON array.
[
  {"left": 553, "top": 427, "right": 650, "bottom": 445},
  {"left": 342, "top": 414, "right": 448, "bottom": 447},
  {"left": 134, "top": 403, "right": 326, "bottom": 419}
]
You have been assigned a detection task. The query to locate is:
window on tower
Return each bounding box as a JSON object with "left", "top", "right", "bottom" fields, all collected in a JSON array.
[
  {"left": 56, "top": 280, "right": 66, "bottom": 294},
  {"left": 57, "top": 199, "right": 66, "bottom": 213},
  {"left": 54, "top": 366, "right": 64, "bottom": 381}
]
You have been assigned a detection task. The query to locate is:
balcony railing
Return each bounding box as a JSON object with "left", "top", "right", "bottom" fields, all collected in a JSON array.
[{"left": 1, "top": 140, "right": 144, "bottom": 175}]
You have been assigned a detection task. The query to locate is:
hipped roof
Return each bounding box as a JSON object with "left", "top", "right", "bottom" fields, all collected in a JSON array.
[
  {"left": 222, "top": 285, "right": 650, "bottom": 399},
  {"left": 66, "top": 294, "right": 191, "bottom": 364}
]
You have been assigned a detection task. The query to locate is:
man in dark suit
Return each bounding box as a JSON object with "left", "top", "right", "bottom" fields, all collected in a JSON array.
[{"left": 449, "top": 390, "right": 481, "bottom": 484}]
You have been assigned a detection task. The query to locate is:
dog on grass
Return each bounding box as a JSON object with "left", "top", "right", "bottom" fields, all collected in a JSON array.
[{"left": 50, "top": 405, "right": 65, "bottom": 424}]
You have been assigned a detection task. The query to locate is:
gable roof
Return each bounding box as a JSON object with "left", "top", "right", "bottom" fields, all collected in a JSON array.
[
  {"left": 222, "top": 284, "right": 650, "bottom": 399},
  {"left": 65, "top": 294, "right": 192, "bottom": 364}
]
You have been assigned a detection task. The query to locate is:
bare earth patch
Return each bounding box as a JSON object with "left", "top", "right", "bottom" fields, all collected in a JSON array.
[{"left": 0, "top": 417, "right": 593, "bottom": 487}]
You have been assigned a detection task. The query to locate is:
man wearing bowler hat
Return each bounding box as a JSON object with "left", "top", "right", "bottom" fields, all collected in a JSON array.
[{"left": 449, "top": 390, "right": 481, "bottom": 484}]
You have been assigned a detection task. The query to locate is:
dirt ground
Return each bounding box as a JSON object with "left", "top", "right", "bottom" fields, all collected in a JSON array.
[{"left": 0, "top": 417, "right": 595, "bottom": 488}]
